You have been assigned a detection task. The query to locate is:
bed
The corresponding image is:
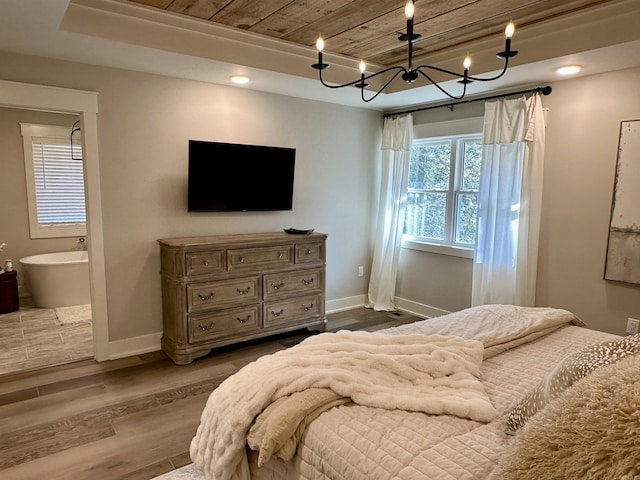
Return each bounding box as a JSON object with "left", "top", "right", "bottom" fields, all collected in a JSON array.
[{"left": 188, "top": 305, "right": 640, "bottom": 480}]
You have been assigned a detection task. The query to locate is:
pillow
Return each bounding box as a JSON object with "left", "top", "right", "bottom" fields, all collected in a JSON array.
[
  {"left": 505, "top": 333, "right": 640, "bottom": 434},
  {"left": 493, "top": 354, "right": 640, "bottom": 480}
]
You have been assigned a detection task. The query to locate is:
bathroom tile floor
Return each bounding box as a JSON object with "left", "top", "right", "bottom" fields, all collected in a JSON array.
[{"left": 0, "top": 300, "right": 93, "bottom": 376}]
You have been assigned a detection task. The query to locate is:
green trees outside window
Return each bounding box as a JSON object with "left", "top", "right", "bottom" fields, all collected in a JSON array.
[{"left": 404, "top": 135, "right": 482, "bottom": 247}]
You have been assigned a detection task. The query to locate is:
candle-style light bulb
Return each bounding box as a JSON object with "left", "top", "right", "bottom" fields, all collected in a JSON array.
[
  {"left": 496, "top": 20, "right": 517, "bottom": 60},
  {"left": 312, "top": 35, "right": 329, "bottom": 71},
  {"left": 505, "top": 22, "right": 515, "bottom": 39},
  {"left": 359, "top": 60, "right": 366, "bottom": 74},
  {"left": 463, "top": 55, "right": 471, "bottom": 70},
  {"left": 404, "top": 0, "right": 414, "bottom": 20}
]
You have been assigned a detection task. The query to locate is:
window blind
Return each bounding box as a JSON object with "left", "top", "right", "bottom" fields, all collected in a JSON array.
[{"left": 31, "top": 136, "right": 86, "bottom": 225}]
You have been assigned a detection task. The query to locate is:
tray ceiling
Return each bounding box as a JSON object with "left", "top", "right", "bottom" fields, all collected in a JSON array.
[
  {"left": 128, "top": 0, "right": 619, "bottom": 67},
  {"left": 3, "top": 0, "right": 638, "bottom": 109}
]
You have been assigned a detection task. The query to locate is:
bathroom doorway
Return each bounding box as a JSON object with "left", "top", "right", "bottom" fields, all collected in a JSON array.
[
  {"left": 0, "top": 80, "right": 107, "bottom": 376},
  {"left": 0, "top": 108, "right": 93, "bottom": 376}
]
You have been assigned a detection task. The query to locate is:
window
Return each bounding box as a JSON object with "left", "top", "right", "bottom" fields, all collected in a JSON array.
[
  {"left": 403, "top": 133, "right": 482, "bottom": 249},
  {"left": 20, "top": 123, "right": 86, "bottom": 239}
]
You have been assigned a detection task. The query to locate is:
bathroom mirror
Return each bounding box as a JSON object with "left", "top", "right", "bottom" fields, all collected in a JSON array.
[{"left": 604, "top": 119, "right": 640, "bottom": 284}]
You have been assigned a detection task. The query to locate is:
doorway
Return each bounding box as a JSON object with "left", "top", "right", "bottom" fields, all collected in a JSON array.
[
  {"left": 0, "top": 108, "right": 93, "bottom": 375},
  {"left": 0, "top": 80, "right": 108, "bottom": 373}
]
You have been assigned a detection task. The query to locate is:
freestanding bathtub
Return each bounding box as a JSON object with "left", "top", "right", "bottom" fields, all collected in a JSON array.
[{"left": 19, "top": 251, "right": 91, "bottom": 308}]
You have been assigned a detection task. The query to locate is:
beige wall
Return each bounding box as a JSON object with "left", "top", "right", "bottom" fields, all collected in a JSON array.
[
  {"left": 0, "top": 51, "right": 381, "bottom": 342},
  {"left": 396, "top": 67, "right": 640, "bottom": 335},
  {"left": 537, "top": 67, "right": 640, "bottom": 335}
]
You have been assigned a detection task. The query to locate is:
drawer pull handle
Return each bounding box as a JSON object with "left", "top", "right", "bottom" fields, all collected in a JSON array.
[
  {"left": 303, "top": 303, "right": 315, "bottom": 311},
  {"left": 271, "top": 309, "right": 285, "bottom": 317},
  {"left": 237, "top": 315, "right": 252, "bottom": 324},
  {"left": 306, "top": 250, "right": 312, "bottom": 255},
  {"left": 271, "top": 281, "right": 285, "bottom": 290},
  {"left": 278, "top": 252, "right": 284, "bottom": 258},
  {"left": 198, "top": 321, "right": 215, "bottom": 331},
  {"left": 302, "top": 278, "right": 314, "bottom": 285},
  {"left": 202, "top": 259, "right": 208, "bottom": 266},
  {"left": 239, "top": 256, "right": 245, "bottom": 263},
  {"left": 236, "top": 286, "right": 251, "bottom": 295},
  {"left": 198, "top": 292, "right": 214, "bottom": 301}
]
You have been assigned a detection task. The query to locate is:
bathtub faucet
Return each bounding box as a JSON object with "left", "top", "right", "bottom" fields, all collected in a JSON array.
[{"left": 76, "top": 237, "right": 87, "bottom": 250}]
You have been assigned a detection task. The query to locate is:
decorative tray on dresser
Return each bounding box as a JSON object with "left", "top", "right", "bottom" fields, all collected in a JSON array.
[{"left": 158, "top": 232, "right": 327, "bottom": 364}]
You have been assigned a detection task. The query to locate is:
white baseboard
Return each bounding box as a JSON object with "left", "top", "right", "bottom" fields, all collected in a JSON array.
[
  {"left": 326, "top": 294, "right": 367, "bottom": 313},
  {"left": 102, "top": 296, "right": 447, "bottom": 360},
  {"left": 325, "top": 295, "right": 450, "bottom": 319},
  {"left": 394, "top": 297, "right": 450, "bottom": 319},
  {"left": 106, "top": 332, "right": 163, "bottom": 360}
]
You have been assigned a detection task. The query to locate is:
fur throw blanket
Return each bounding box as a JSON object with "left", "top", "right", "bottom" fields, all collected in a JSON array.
[
  {"left": 492, "top": 353, "right": 640, "bottom": 480},
  {"left": 190, "top": 330, "right": 495, "bottom": 480}
]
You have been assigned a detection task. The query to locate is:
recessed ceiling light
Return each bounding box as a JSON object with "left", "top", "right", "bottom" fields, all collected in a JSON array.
[
  {"left": 556, "top": 65, "right": 581, "bottom": 76},
  {"left": 230, "top": 75, "right": 251, "bottom": 84}
]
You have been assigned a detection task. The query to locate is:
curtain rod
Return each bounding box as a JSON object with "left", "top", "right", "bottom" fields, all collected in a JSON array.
[{"left": 382, "top": 85, "right": 552, "bottom": 118}]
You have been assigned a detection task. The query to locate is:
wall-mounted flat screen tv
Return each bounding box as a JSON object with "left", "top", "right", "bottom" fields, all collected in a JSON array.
[{"left": 188, "top": 140, "right": 295, "bottom": 212}]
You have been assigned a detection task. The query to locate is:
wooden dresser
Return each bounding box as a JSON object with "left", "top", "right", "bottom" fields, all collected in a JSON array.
[{"left": 158, "top": 232, "right": 327, "bottom": 364}]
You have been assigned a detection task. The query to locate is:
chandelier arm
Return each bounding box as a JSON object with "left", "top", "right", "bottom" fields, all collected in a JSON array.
[
  {"left": 416, "top": 69, "right": 468, "bottom": 100},
  {"left": 414, "top": 54, "right": 511, "bottom": 84},
  {"left": 362, "top": 66, "right": 406, "bottom": 83},
  {"left": 361, "top": 69, "right": 408, "bottom": 103},
  {"left": 466, "top": 57, "right": 511, "bottom": 82},
  {"left": 414, "top": 64, "right": 468, "bottom": 80},
  {"left": 319, "top": 65, "right": 406, "bottom": 89},
  {"left": 318, "top": 69, "right": 362, "bottom": 89}
]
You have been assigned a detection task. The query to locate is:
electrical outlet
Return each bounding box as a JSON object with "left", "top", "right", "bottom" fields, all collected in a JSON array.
[
  {"left": 626, "top": 318, "right": 640, "bottom": 335},
  {"left": 358, "top": 266, "right": 364, "bottom": 277}
]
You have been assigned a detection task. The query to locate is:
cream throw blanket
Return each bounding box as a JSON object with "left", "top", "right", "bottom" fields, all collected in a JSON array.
[{"left": 190, "top": 331, "right": 494, "bottom": 480}]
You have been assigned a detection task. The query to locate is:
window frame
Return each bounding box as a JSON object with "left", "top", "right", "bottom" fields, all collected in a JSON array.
[
  {"left": 402, "top": 118, "right": 484, "bottom": 257},
  {"left": 20, "top": 123, "right": 87, "bottom": 239}
]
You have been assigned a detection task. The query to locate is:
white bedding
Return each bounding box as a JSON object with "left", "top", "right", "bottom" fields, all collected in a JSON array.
[
  {"left": 190, "top": 331, "right": 496, "bottom": 480},
  {"left": 189, "top": 305, "right": 618, "bottom": 480},
  {"left": 249, "top": 325, "right": 618, "bottom": 480},
  {"left": 381, "top": 304, "right": 584, "bottom": 358}
]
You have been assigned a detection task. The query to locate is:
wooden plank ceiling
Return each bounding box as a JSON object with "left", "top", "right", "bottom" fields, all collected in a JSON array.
[{"left": 128, "top": 0, "right": 616, "bottom": 67}]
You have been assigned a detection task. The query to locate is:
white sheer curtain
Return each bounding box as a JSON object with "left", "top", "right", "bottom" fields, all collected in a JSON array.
[
  {"left": 367, "top": 114, "right": 413, "bottom": 311},
  {"left": 472, "top": 93, "right": 545, "bottom": 306}
]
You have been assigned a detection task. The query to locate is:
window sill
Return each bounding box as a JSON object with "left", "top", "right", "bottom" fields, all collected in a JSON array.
[
  {"left": 29, "top": 225, "right": 87, "bottom": 239},
  {"left": 401, "top": 239, "right": 474, "bottom": 259}
]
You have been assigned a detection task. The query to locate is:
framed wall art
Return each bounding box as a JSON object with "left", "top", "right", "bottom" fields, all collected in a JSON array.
[{"left": 604, "top": 119, "right": 640, "bottom": 284}]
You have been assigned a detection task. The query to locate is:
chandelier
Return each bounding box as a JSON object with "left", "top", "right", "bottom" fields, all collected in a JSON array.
[{"left": 312, "top": 0, "right": 518, "bottom": 102}]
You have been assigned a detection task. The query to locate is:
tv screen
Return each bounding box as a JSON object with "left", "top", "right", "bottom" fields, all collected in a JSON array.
[{"left": 188, "top": 140, "right": 295, "bottom": 212}]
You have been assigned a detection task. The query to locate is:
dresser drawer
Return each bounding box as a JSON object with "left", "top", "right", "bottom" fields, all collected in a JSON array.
[
  {"left": 227, "top": 245, "right": 293, "bottom": 272},
  {"left": 263, "top": 294, "right": 323, "bottom": 328},
  {"left": 188, "top": 305, "right": 260, "bottom": 343},
  {"left": 263, "top": 268, "right": 322, "bottom": 299},
  {"left": 185, "top": 250, "right": 226, "bottom": 276},
  {"left": 187, "top": 276, "right": 259, "bottom": 312},
  {"left": 295, "top": 242, "right": 324, "bottom": 264}
]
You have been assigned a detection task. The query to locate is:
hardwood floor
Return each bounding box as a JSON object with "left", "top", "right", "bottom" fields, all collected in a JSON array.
[{"left": 0, "top": 308, "right": 422, "bottom": 480}]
